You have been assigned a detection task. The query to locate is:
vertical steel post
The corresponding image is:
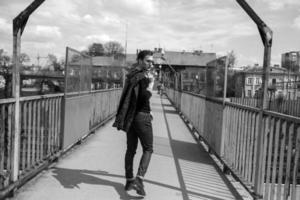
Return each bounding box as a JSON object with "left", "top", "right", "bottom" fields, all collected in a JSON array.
[
  {"left": 254, "top": 40, "right": 272, "bottom": 199},
  {"left": 11, "top": 0, "right": 45, "bottom": 183},
  {"left": 11, "top": 27, "right": 21, "bottom": 182},
  {"left": 236, "top": 0, "right": 273, "bottom": 199}
]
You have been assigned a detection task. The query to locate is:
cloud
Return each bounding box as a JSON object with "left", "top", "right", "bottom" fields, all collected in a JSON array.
[
  {"left": 34, "top": 0, "right": 82, "bottom": 22},
  {"left": 83, "top": 14, "right": 94, "bottom": 23},
  {"left": 261, "top": 0, "right": 300, "bottom": 10},
  {"left": 102, "top": 0, "right": 159, "bottom": 16},
  {"left": 84, "top": 34, "right": 112, "bottom": 43},
  {"left": 23, "top": 41, "right": 56, "bottom": 50},
  {"left": 0, "top": 0, "right": 299, "bottom": 68},
  {"left": 237, "top": 53, "right": 260, "bottom": 66},
  {"left": 36, "top": 10, "right": 52, "bottom": 18},
  {"left": 194, "top": 0, "right": 216, "bottom": 4},
  {"left": 293, "top": 16, "right": 300, "bottom": 29},
  {"left": 36, "top": 26, "right": 62, "bottom": 38},
  {"left": 103, "top": 15, "right": 121, "bottom": 25},
  {"left": 25, "top": 25, "right": 62, "bottom": 40},
  {"left": 0, "top": 18, "right": 11, "bottom": 32},
  {"left": 231, "top": 23, "right": 257, "bottom": 36},
  {"left": 155, "top": 6, "right": 257, "bottom": 50}
]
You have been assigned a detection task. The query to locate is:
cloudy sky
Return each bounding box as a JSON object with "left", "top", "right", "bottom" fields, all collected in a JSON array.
[{"left": 0, "top": 0, "right": 300, "bottom": 67}]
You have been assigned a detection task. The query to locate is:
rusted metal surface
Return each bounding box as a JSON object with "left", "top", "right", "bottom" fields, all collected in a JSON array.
[
  {"left": 0, "top": 88, "right": 122, "bottom": 198},
  {"left": 236, "top": 1, "right": 273, "bottom": 198},
  {"left": 62, "top": 89, "right": 122, "bottom": 149},
  {"left": 231, "top": 97, "right": 300, "bottom": 117},
  {"left": 19, "top": 96, "right": 62, "bottom": 175},
  {"left": 0, "top": 102, "right": 14, "bottom": 189},
  {"left": 12, "top": 0, "right": 46, "bottom": 183},
  {"left": 166, "top": 88, "right": 300, "bottom": 200}
]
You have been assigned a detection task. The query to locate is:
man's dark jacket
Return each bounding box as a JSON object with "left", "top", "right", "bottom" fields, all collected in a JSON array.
[{"left": 113, "top": 66, "right": 145, "bottom": 132}]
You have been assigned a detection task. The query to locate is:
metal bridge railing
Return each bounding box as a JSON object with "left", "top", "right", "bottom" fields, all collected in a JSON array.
[
  {"left": 166, "top": 87, "right": 300, "bottom": 200},
  {"left": 0, "top": 88, "right": 121, "bottom": 198}
]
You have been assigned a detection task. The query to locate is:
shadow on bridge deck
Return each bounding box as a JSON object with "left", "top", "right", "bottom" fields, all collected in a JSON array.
[{"left": 10, "top": 93, "right": 246, "bottom": 200}]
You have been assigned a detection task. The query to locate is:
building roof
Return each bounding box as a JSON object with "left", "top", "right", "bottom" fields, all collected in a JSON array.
[
  {"left": 240, "top": 66, "right": 300, "bottom": 76},
  {"left": 154, "top": 51, "right": 216, "bottom": 66},
  {"left": 244, "top": 66, "right": 286, "bottom": 73},
  {"left": 93, "top": 50, "right": 217, "bottom": 68},
  {"left": 125, "top": 54, "right": 137, "bottom": 66},
  {"left": 92, "top": 56, "right": 126, "bottom": 67}
]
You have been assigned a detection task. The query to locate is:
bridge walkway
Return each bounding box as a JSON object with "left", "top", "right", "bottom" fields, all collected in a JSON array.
[{"left": 9, "top": 93, "right": 246, "bottom": 200}]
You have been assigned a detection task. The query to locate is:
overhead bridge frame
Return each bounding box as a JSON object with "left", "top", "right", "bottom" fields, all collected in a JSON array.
[{"left": 10, "top": 1, "right": 272, "bottom": 200}]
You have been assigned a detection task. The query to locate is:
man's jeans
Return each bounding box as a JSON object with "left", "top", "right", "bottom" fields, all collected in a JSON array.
[{"left": 125, "top": 112, "right": 153, "bottom": 179}]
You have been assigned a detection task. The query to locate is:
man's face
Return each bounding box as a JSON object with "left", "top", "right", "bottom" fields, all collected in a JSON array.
[{"left": 139, "top": 55, "right": 154, "bottom": 71}]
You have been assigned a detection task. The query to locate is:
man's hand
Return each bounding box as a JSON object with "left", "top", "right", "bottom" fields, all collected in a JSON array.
[{"left": 145, "top": 71, "right": 154, "bottom": 91}]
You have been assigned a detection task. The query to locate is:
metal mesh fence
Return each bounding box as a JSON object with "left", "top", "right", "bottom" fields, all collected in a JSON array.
[{"left": 65, "top": 47, "right": 92, "bottom": 93}]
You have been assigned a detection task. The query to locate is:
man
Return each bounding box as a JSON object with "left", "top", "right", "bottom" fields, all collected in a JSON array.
[{"left": 113, "top": 50, "right": 154, "bottom": 196}]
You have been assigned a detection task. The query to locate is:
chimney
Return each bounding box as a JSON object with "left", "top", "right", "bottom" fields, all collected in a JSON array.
[{"left": 193, "top": 50, "right": 203, "bottom": 55}]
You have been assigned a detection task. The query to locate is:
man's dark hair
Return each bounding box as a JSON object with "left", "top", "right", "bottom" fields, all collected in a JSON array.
[{"left": 137, "top": 50, "right": 153, "bottom": 61}]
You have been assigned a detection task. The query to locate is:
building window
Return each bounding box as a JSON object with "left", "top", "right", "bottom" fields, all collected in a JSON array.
[
  {"left": 247, "top": 90, "right": 252, "bottom": 97},
  {"left": 183, "top": 85, "right": 188, "bottom": 91},
  {"left": 272, "top": 78, "right": 276, "bottom": 84},
  {"left": 254, "top": 90, "right": 258, "bottom": 97},
  {"left": 256, "top": 78, "right": 260, "bottom": 84},
  {"left": 199, "top": 72, "right": 205, "bottom": 82},
  {"left": 183, "top": 72, "right": 188, "bottom": 79},
  {"left": 191, "top": 73, "right": 196, "bottom": 79},
  {"left": 247, "top": 78, "right": 253, "bottom": 85}
]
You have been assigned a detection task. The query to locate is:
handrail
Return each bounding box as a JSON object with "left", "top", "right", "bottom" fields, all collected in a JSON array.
[
  {"left": 0, "top": 98, "right": 16, "bottom": 104},
  {"left": 19, "top": 93, "right": 64, "bottom": 101},
  {"left": 0, "top": 88, "right": 122, "bottom": 198},
  {"left": 165, "top": 87, "right": 300, "bottom": 200},
  {"left": 65, "top": 88, "right": 122, "bottom": 98},
  {"left": 178, "top": 90, "right": 300, "bottom": 122}
]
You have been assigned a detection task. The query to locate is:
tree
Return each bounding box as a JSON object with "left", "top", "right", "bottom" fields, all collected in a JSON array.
[
  {"left": 87, "top": 43, "right": 105, "bottom": 56},
  {"left": 228, "top": 50, "right": 236, "bottom": 68},
  {"left": 104, "top": 41, "right": 124, "bottom": 56},
  {"left": 213, "top": 55, "right": 237, "bottom": 97},
  {"left": 0, "top": 49, "right": 11, "bottom": 98},
  {"left": 19, "top": 53, "right": 30, "bottom": 64},
  {"left": 0, "top": 49, "right": 10, "bottom": 66},
  {"left": 47, "top": 54, "right": 63, "bottom": 72}
]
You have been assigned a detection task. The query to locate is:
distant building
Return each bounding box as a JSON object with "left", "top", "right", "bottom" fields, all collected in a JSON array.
[
  {"left": 91, "top": 56, "right": 125, "bottom": 89},
  {"left": 152, "top": 48, "right": 216, "bottom": 95},
  {"left": 206, "top": 56, "right": 239, "bottom": 97},
  {"left": 122, "top": 49, "right": 216, "bottom": 95},
  {"left": 282, "top": 51, "right": 300, "bottom": 73},
  {"left": 235, "top": 66, "right": 300, "bottom": 99}
]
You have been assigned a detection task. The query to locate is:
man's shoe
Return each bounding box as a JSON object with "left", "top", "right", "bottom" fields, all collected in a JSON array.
[
  {"left": 124, "top": 179, "right": 135, "bottom": 191},
  {"left": 134, "top": 177, "right": 146, "bottom": 196}
]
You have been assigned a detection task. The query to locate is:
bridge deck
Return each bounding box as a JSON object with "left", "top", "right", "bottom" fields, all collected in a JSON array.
[{"left": 10, "top": 93, "right": 246, "bottom": 200}]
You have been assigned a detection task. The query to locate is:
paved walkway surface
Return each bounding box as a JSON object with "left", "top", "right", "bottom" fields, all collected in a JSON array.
[{"left": 10, "top": 93, "right": 244, "bottom": 200}]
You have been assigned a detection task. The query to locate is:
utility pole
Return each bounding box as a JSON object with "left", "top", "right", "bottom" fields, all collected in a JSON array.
[
  {"left": 287, "top": 54, "right": 291, "bottom": 99},
  {"left": 37, "top": 54, "right": 47, "bottom": 67},
  {"left": 236, "top": 0, "right": 272, "bottom": 199},
  {"left": 223, "top": 55, "right": 229, "bottom": 106}
]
